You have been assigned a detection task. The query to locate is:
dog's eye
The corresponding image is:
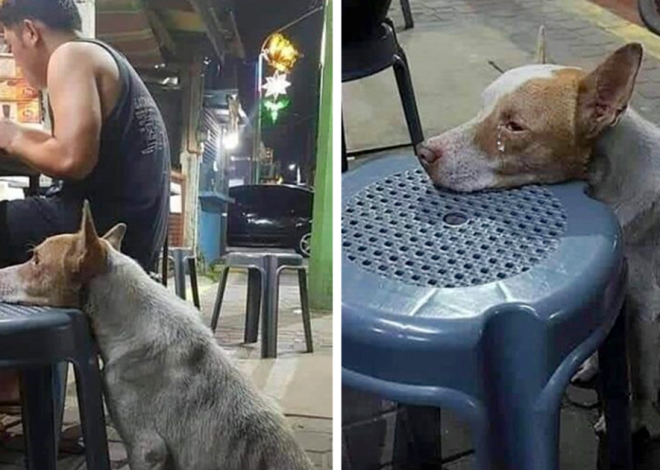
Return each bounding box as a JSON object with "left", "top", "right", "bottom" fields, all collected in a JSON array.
[
  {"left": 32, "top": 252, "right": 39, "bottom": 266},
  {"left": 505, "top": 120, "right": 525, "bottom": 132}
]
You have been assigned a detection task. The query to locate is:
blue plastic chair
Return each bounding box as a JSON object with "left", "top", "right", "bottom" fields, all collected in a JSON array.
[
  {"left": 342, "top": 155, "right": 631, "bottom": 470},
  {"left": 0, "top": 304, "right": 110, "bottom": 470}
]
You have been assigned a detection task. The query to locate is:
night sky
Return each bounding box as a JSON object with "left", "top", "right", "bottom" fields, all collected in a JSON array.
[{"left": 232, "top": 0, "right": 325, "bottom": 184}]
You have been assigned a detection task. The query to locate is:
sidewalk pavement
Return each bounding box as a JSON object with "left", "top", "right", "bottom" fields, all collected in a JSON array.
[{"left": 344, "top": 0, "right": 660, "bottom": 153}]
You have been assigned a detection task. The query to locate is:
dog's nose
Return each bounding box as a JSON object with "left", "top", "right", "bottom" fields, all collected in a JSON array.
[{"left": 416, "top": 143, "right": 441, "bottom": 164}]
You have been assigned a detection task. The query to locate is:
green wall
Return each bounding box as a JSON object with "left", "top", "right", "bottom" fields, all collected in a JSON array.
[{"left": 308, "top": 0, "right": 333, "bottom": 311}]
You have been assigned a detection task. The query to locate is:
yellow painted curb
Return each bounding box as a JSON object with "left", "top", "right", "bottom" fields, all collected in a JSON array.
[{"left": 557, "top": 0, "right": 660, "bottom": 59}]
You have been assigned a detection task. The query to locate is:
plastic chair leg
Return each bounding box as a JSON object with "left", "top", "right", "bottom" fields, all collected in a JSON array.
[
  {"left": 21, "top": 366, "right": 58, "bottom": 470},
  {"left": 400, "top": 0, "right": 414, "bottom": 29},
  {"left": 342, "top": 116, "right": 348, "bottom": 173},
  {"left": 187, "top": 257, "right": 201, "bottom": 309},
  {"left": 598, "top": 306, "right": 632, "bottom": 470},
  {"left": 172, "top": 251, "right": 186, "bottom": 301},
  {"left": 476, "top": 312, "right": 560, "bottom": 470},
  {"left": 53, "top": 362, "right": 68, "bottom": 450},
  {"left": 394, "top": 405, "right": 443, "bottom": 469},
  {"left": 161, "top": 236, "right": 169, "bottom": 287},
  {"left": 261, "top": 257, "right": 280, "bottom": 358},
  {"left": 245, "top": 269, "right": 262, "bottom": 344},
  {"left": 297, "top": 269, "right": 314, "bottom": 353},
  {"left": 392, "top": 52, "right": 424, "bottom": 150},
  {"left": 210, "top": 267, "right": 229, "bottom": 332},
  {"left": 73, "top": 355, "right": 111, "bottom": 470}
]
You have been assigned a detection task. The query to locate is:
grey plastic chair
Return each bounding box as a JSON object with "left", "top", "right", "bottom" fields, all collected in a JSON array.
[
  {"left": 210, "top": 252, "right": 313, "bottom": 358},
  {"left": 0, "top": 304, "right": 110, "bottom": 470},
  {"left": 342, "top": 155, "right": 631, "bottom": 470},
  {"left": 168, "top": 247, "right": 200, "bottom": 309}
]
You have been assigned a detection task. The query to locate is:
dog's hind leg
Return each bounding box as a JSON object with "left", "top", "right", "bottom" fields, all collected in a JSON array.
[
  {"left": 627, "top": 306, "right": 660, "bottom": 435},
  {"left": 127, "top": 431, "right": 171, "bottom": 470}
]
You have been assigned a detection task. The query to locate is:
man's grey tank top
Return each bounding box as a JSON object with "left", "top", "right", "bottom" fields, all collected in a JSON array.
[{"left": 52, "top": 38, "right": 170, "bottom": 270}]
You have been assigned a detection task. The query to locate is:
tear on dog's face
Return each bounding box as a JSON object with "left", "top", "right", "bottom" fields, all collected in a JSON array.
[
  {"left": 417, "top": 38, "right": 643, "bottom": 192},
  {"left": 0, "top": 201, "right": 126, "bottom": 307}
]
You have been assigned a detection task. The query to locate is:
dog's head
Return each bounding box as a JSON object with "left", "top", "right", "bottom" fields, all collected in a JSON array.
[
  {"left": 0, "top": 201, "right": 126, "bottom": 307},
  {"left": 417, "top": 31, "right": 643, "bottom": 192}
]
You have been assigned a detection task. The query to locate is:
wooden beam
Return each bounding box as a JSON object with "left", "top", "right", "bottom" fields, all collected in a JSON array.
[
  {"left": 158, "top": 9, "right": 205, "bottom": 33},
  {"left": 151, "top": 0, "right": 194, "bottom": 12},
  {"left": 187, "top": 0, "right": 245, "bottom": 59},
  {"left": 145, "top": 8, "right": 178, "bottom": 57}
]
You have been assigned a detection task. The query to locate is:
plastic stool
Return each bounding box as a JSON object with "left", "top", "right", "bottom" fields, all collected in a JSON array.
[
  {"left": 0, "top": 304, "right": 110, "bottom": 470},
  {"left": 210, "top": 252, "right": 314, "bottom": 358},
  {"left": 342, "top": 21, "right": 423, "bottom": 172},
  {"left": 168, "top": 247, "right": 200, "bottom": 309},
  {"left": 342, "top": 155, "right": 631, "bottom": 470}
]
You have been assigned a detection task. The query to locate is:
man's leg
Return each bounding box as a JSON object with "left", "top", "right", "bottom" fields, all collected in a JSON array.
[
  {"left": 0, "top": 201, "right": 19, "bottom": 405},
  {"left": 0, "top": 196, "right": 82, "bottom": 265}
]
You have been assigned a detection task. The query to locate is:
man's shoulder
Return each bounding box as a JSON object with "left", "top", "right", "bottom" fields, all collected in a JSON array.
[
  {"left": 49, "top": 40, "right": 118, "bottom": 77},
  {"left": 51, "top": 41, "right": 94, "bottom": 62}
]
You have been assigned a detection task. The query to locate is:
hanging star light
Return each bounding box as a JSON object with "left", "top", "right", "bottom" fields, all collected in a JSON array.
[
  {"left": 262, "top": 71, "right": 291, "bottom": 101},
  {"left": 262, "top": 33, "right": 300, "bottom": 73}
]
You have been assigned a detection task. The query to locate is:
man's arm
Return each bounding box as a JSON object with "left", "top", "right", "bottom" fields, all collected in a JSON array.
[{"left": 0, "top": 42, "right": 102, "bottom": 180}]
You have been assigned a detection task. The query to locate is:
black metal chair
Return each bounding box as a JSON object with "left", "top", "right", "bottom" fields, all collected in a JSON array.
[
  {"left": 639, "top": 0, "right": 660, "bottom": 36},
  {"left": 400, "top": 0, "right": 414, "bottom": 29},
  {"left": 342, "top": 20, "right": 424, "bottom": 172}
]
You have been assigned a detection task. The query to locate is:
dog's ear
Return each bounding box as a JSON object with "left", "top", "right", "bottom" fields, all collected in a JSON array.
[
  {"left": 577, "top": 43, "right": 643, "bottom": 139},
  {"left": 535, "top": 26, "right": 549, "bottom": 64},
  {"left": 75, "top": 200, "right": 106, "bottom": 281},
  {"left": 80, "top": 200, "right": 100, "bottom": 246},
  {"left": 102, "top": 223, "right": 127, "bottom": 251}
]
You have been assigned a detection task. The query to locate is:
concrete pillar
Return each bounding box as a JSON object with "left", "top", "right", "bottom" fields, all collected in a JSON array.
[
  {"left": 75, "top": 0, "right": 95, "bottom": 38},
  {"left": 180, "top": 54, "right": 205, "bottom": 251},
  {"left": 308, "top": 0, "right": 333, "bottom": 311}
]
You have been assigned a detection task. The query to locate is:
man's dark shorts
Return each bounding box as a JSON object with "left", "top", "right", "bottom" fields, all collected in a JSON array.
[{"left": 0, "top": 196, "right": 82, "bottom": 266}]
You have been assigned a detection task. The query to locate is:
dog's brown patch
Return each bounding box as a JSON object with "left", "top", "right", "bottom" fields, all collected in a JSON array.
[{"left": 473, "top": 68, "right": 592, "bottom": 183}]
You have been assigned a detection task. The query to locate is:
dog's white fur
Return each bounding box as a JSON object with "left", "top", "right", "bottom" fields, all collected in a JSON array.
[{"left": 88, "top": 250, "right": 314, "bottom": 469}]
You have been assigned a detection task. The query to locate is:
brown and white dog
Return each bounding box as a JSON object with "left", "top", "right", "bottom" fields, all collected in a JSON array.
[
  {"left": 0, "top": 203, "right": 314, "bottom": 470},
  {"left": 417, "top": 32, "right": 660, "bottom": 435}
]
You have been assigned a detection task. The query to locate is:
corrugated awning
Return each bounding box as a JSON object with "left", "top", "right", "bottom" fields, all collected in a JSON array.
[
  {"left": 96, "top": 0, "right": 165, "bottom": 67},
  {"left": 96, "top": 0, "right": 243, "bottom": 69}
]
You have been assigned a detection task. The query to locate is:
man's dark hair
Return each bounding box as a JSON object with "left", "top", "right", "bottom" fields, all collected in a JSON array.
[{"left": 0, "top": 0, "right": 82, "bottom": 32}]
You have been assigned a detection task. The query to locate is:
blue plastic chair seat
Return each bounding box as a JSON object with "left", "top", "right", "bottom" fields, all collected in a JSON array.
[
  {"left": 0, "top": 304, "right": 110, "bottom": 470},
  {"left": 342, "top": 155, "right": 630, "bottom": 470}
]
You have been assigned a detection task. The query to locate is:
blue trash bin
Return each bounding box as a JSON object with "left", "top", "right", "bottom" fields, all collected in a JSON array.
[{"left": 198, "top": 191, "right": 233, "bottom": 265}]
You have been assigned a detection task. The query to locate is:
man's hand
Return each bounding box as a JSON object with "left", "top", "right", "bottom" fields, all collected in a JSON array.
[{"left": 0, "top": 119, "right": 20, "bottom": 152}]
